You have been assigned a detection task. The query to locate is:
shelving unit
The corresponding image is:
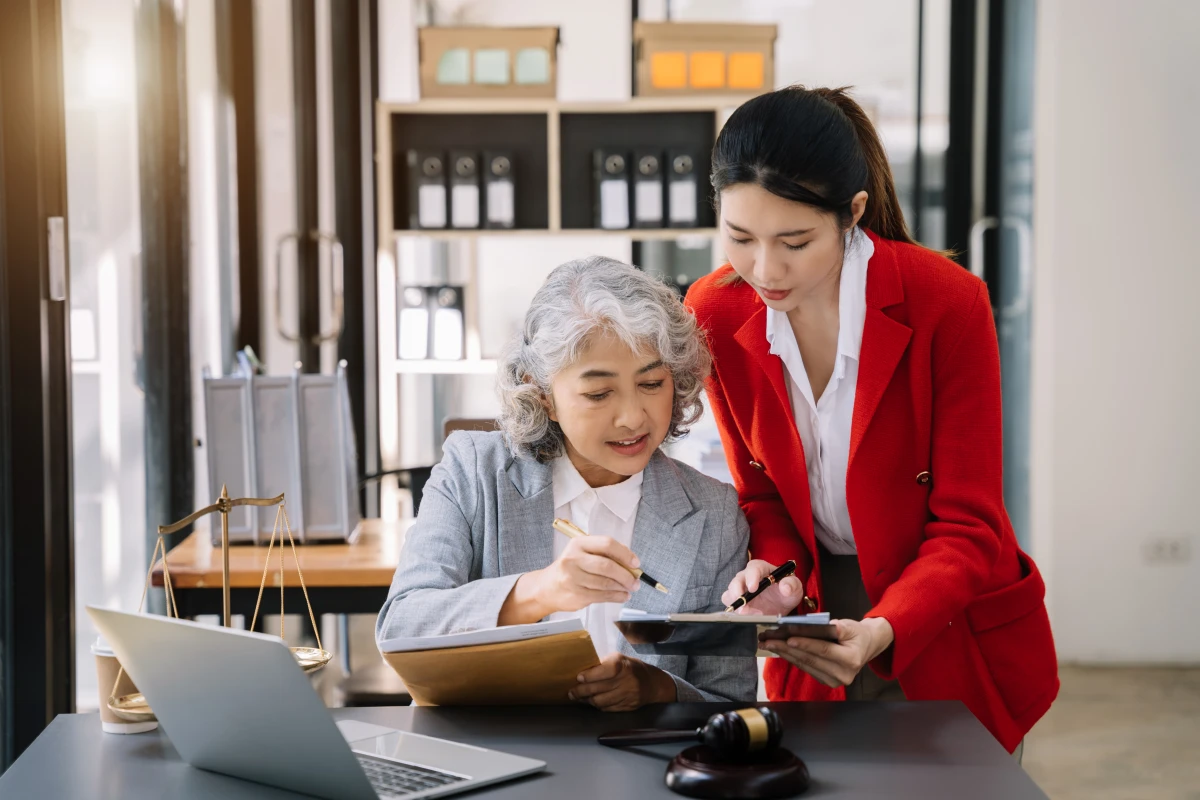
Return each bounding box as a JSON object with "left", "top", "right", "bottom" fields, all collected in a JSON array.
[
  {"left": 388, "top": 227, "right": 719, "bottom": 241},
  {"left": 392, "top": 359, "right": 498, "bottom": 375},
  {"left": 373, "top": 95, "right": 747, "bottom": 380}
]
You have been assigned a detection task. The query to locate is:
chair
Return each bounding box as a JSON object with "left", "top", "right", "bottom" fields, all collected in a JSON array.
[
  {"left": 335, "top": 419, "right": 497, "bottom": 708},
  {"left": 442, "top": 417, "right": 499, "bottom": 439},
  {"left": 336, "top": 660, "right": 412, "bottom": 708}
]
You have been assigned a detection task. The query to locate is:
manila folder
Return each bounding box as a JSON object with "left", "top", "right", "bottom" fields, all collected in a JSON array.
[{"left": 381, "top": 630, "right": 600, "bottom": 706}]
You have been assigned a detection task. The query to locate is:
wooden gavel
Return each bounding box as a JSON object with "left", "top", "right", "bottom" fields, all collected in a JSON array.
[{"left": 598, "top": 707, "right": 784, "bottom": 759}]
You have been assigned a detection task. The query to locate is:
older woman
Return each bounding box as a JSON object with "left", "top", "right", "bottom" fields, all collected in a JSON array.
[{"left": 377, "top": 256, "right": 756, "bottom": 709}]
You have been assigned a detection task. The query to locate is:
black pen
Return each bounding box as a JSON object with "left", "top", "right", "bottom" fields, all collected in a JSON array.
[
  {"left": 724, "top": 560, "right": 798, "bottom": 612},
  {"left": 552, "top": 518, "right": 669, "bottom": 594}
]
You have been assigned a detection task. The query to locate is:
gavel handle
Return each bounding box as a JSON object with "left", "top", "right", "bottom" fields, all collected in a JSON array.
[{"left": 597, "top": 728, "right": 699, "bottom": 747}]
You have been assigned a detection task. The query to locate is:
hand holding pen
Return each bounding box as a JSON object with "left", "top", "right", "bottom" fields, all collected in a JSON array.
[
  {"left": 721, "top": 559, "right": 804, "bottom": 615},
  {"left": 553, "top": 519, "right": 669, "bottom": 594},
  {"left": 499, "top": 519, "right": 666, "bottom": 626}
]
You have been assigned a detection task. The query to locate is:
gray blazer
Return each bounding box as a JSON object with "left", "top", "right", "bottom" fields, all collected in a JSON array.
[{"left": 376, "top": 431, "right": 756, "bottom": 703}]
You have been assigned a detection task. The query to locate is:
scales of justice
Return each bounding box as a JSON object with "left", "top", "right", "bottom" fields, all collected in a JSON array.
[{"left": 106, "top": 486, "right": 332, "bottom": 723}]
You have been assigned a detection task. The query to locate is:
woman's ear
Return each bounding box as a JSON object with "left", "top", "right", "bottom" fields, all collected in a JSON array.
[
  {"left": 849, "top": 190, "right": 869, "bottom": 228},
  {"left": 540, "top": 390, "right": 558, "bottom": 423}
]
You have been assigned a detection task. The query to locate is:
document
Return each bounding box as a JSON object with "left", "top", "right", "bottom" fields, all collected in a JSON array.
[
  {"left": 379, "top": 617, "right": 583, "bottom": 653},
  {"left": 379, "top": 619, "right": 600, "bottom": 706}
]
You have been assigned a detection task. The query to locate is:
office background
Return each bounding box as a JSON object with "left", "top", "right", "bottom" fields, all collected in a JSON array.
[{"left": 1, "top": 0, "right": 1197, "bottom": 796}]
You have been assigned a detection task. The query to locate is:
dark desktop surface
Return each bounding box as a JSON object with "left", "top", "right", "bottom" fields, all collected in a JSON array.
[{"left": 1, "top": 701, "right": 1046, "bottom": 799}]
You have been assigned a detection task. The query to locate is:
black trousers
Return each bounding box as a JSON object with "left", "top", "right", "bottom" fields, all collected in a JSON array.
[
  {"left": 816, "top": 544, "right": 1025, "bottom": 761},
  {"left": 817, "top": 542, "right": 906, "bottom": 701}
]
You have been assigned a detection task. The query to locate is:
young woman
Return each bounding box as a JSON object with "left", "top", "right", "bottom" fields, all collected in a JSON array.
[
  {"left": 685, "top": 86, "right": 1058, "bottom": 754},
  {"left": 378, "top": 256, "right": 756, "bottom": 710}
]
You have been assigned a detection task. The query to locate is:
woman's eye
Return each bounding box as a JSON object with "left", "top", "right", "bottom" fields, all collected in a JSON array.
[
  {"left": 783, "top": 242, "right": 809, "bottom": 252},
  {"left": 584, "top": 391, "right": 610, "bottom": 402},
  {"left": 728, "top": 235, "right": 751, "bottom": 246},
  {"left": 640, "top": 381, "right": 665, "bottom": 391}
]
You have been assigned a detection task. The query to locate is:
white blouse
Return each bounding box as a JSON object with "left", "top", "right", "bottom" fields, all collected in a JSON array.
[
  {"left": 764, "top": 230, "right": 874, "bottom": 555},
  {"left": 547, "top": 455, "right": 644, "bottom": 658}
]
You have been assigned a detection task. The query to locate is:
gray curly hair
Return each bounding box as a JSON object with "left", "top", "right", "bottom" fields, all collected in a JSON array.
[{"left": 497, "top": 256, "right": 711, "bottom": 462}]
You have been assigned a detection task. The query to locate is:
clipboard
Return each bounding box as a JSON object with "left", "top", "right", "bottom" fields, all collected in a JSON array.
[
  {"left": 615, "top": 612, "right": 837, "bottom": 657},
  {"left": 381, "top": 630, "right": 600, "bottom": 706}
]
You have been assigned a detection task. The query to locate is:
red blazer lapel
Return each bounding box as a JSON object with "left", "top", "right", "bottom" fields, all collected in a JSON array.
[
  {"left": 850, "top": 235, "right": 913, "bottom": 469},
  {"left": 733, "top": 304, "right": 791, "bottom": 419},
  {"left": 731, "top": 300, "right": 816, "bottom": 557}
]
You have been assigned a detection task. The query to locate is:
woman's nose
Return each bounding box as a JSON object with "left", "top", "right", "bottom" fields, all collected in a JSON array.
[
  {"left": 614, "top": 393, "right": 648, "bottom": 430},
  {"left": 752, "top": 247, "right": 786, "bottom": 285}
]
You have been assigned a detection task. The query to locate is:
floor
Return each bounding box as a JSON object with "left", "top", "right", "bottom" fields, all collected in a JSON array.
[{"left": 1023, "top": 665, "right": 1200, "bottom": 800}]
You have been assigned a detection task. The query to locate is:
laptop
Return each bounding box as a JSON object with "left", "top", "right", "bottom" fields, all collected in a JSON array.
[{"left": 86, "top": 607, "right": 545, "bottom": 800}]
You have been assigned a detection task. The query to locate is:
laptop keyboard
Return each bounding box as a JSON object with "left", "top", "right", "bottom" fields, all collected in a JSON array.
[{"left": 356, "top": 752, "right": 468, "bottom": 798}]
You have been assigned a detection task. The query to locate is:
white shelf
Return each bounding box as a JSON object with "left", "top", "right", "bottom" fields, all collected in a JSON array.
[
  {"left": 379, "top": 96, "right": 752, "bottom": 115},
  {"left": 392, "top": 228, "right": 718, "bottom": 241},
  {"left": 393, "top": 359, "right": 498, "bottom": 375}
]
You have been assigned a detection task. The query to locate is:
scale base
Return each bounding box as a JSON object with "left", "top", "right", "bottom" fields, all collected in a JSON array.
[{"left": 102, "top": 720, "right": 158, "bottom": 735}]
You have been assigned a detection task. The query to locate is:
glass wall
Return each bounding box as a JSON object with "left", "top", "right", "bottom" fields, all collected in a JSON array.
[
  {"left": 995, "top": 0, "right": 1036, "bottom": 550},
  {"left": 61, "top": 0, "right": 147, "bottom": 711}
]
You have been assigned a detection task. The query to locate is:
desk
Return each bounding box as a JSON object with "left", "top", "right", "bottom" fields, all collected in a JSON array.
[
  {"left": 1, "top": 703, "right": 1048, "bottom": 798},
  {"left": 151, "top": 519, "right": 408, "bottom": 625}
]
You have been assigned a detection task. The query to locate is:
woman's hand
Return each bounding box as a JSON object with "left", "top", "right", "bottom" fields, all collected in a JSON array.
[
  {"left": 498, "top": 536, "right": 639, "bottom": 625},
  {"left": 761, "top": 617, "right": 895, "bottom": 687},
  {"left": 568, "top": 653, "right": 677, "bottom": 711},
  {"left": 721, "top": 559, "right": 806, "bottom": 616}
]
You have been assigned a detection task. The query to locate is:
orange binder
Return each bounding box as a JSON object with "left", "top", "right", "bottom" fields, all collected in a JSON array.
[{"left": 381, "top": 630, "right": 600, "bottom": 706}]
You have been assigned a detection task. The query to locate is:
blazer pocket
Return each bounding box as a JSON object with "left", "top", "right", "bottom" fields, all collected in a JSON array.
[
  {"left": 965, "top": 550, "right": 1052, "bottom": 718},
  {"left": 678, "top": 584, "right": 716, "bottom": 613}
]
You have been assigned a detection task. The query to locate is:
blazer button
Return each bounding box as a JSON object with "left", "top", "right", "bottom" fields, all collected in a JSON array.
[
  {"left": 916, "top": 471, "right": 932, "bottom": 485},
  {"left": 749, "top": 461, "right": 765, "bottom": 471},
  {"left": 801, "top": 596, "right": 817, "bottom": 613}
]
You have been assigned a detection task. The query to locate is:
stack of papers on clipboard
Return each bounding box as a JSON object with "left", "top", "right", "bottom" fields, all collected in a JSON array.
[{"left": 379, "top": 618, "right": 601, "bottom": 706}]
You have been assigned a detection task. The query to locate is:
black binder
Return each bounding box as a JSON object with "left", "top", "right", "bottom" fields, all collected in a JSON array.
[
  {"left": 666, "top": 150, "right": 699, "bottom": 228},
  {"left": 398, "top": 286, "right": 431, "bottom": 360},
  {"left": 593, "top": 149, "right": 631, "bottom": 230},
  {"left": 407, "top": 150, "right": 447, "bottom": 229},
  {"left": 482, "top": 151, "right": 516, "bottom": 229},
  {"left": 449, "top": 152, "right": 480, "bottom": 229},
  {"left": 633, "top": 150, "right": 665, "bottom": 228},
  {"left": 429, "top": 285, "right": 464, "bottom": 361}
]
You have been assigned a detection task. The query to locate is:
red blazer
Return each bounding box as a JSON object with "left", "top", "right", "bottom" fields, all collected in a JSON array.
[{"left": 685, "top": 231, "right": 1058, "bottom": 752}]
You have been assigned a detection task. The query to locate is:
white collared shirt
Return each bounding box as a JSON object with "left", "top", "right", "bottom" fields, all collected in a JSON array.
[
  {"left": 548, "top": 455, "right": 645, "bottom": 658},
  {"left": 765, "top": 229, "right": 874, "bottom": 555}
]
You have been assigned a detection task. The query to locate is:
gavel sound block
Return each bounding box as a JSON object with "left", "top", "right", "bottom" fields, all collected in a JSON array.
[{"left": 598, "top": 708, "right": 810, "bottom": 799}]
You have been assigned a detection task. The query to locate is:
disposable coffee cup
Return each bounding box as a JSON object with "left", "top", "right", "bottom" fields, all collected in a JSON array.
[{"left": 92, "top": 636, "right": 158, "bottom": 734}]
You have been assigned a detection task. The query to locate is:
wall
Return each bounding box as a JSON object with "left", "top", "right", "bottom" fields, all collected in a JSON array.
[
  {"left": 379, "top": 0, "right": 632, "bottom": 103},
  {"left": 1032, "top": 0, "right": 1200, "bottom": 662},
  {"left": 61, "top": 0, "right": 148, "bottom": 711},
  {"left": 187, "top": 0, "right": 226, "bottom": 505},
  {"left": 254, "top": 0, "right": 299, "bottom": 377},
  {"left": 374, "top": 0, "right": 939, "bottom": 470}
]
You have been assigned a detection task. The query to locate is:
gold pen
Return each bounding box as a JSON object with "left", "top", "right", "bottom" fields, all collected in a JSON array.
[{"left": 552, "top": 518, "right": 669, "bottom": 594}]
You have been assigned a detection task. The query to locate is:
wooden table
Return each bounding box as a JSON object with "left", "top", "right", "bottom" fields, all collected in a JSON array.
[{"left": 151, "top": 518, "right": 408, "bottom": 630}]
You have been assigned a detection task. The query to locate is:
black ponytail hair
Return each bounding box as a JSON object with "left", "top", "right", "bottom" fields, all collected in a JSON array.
[{"left": 711, "top": 85, "right": 916, "bottom": 245}]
